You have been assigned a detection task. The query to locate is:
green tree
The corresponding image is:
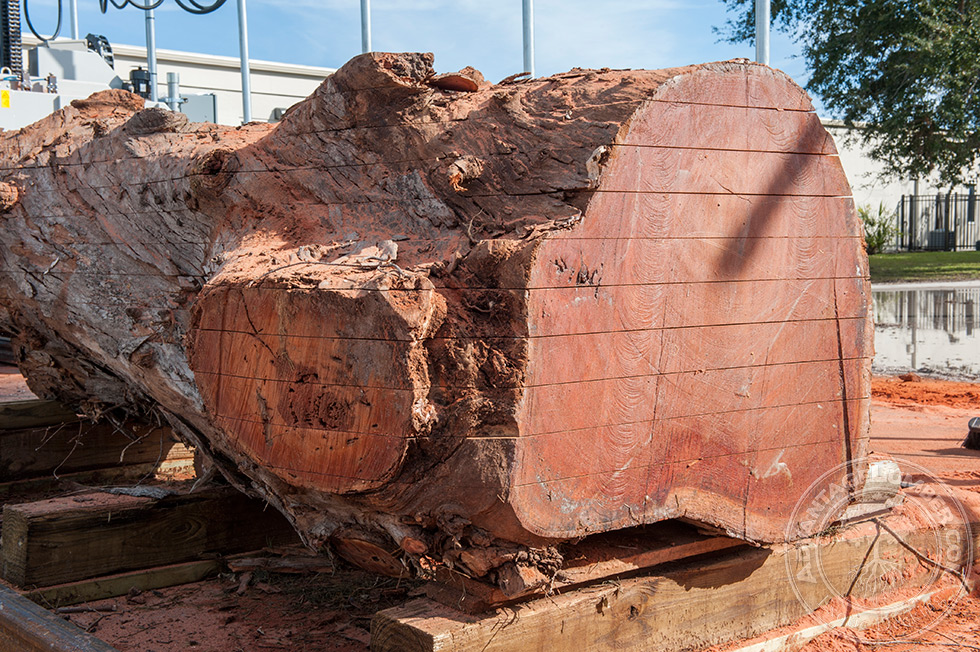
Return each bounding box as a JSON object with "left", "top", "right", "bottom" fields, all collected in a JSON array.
[{"left": 717, "top": 1, "right": 980, "bottom": 184}]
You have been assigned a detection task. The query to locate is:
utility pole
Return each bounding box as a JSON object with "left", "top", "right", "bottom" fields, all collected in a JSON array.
[{"left": 755, "top": 0, "right": 770, "bottom": 65}]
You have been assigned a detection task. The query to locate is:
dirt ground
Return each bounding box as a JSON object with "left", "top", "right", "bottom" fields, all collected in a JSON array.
[
  {"left": 58, "top": 567, "right": 419, "bottom": 652},
  {"left": 4, "top": 367, "right": 980, "bottom": 651},
  {"left": 790, "top": 375, "right": 980, "bottom": 652}
]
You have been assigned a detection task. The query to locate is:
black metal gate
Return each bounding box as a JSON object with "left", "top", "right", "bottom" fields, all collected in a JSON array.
[{"left": 897, "top": 189, "right": 980, "bottom": 251}]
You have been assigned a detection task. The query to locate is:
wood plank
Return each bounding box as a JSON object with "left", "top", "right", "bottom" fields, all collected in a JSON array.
[
  {"left": 23, "top": 558, "right": 226, "bottom": 609},
  {"left": 1, "top": 487, "right": 298, "bottom": 587},
  {"left": 0, "top": 458, "right": 196, "bottom": 504},
  {"left": 531, "top": 228, "right": 863, "bottom": 289},
  {"left": 0, "top": 400, "right": 78, "bottom": 431},
  {"left": 0, "top": 582, "right": 117, "bottom": 652},
  {"left": 1, "top": 421, "right": 193, "bottom": 482},
  {"left": 659, "top": 62, "right": 815, "bottom": 112},
  {"left": 195, "top": 323, "right": 867, "bottom": 392},
  {"left": 423, "top": 523, "right": 745, "bottom": 613},
  {"left": 371, "top": 524, "right": 970, "bottom": 651}
]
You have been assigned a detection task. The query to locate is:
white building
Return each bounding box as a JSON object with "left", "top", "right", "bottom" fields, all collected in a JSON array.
[
  {"left": 16, "top": 33, "right": 334, "bottom": 127},
  {"left": 107, "top": 40, "right": 335, "bottom": 125}
]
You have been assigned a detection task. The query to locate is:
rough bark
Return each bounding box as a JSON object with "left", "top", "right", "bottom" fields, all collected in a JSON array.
[{"left": 0, "top": 53, "right": 873, "bottom": 585}]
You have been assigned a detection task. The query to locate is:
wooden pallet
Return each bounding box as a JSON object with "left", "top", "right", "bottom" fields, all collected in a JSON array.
[{"left": 2, "top": 486, "right": 299, "bottom": 589}]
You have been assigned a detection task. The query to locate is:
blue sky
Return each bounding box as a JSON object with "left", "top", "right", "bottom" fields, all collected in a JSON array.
[{"left": 23, "top": 0, "right": 814, "bottom": 105}]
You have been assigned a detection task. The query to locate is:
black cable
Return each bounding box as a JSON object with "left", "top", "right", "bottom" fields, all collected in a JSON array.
[
  {"left": 25, "top": 0, "right": 63, "bottom": 44},
  {"left": 100, "top": 0, "right": 225, "bottom": 14},
  {"left": 174, "top": 0, "right": 227, "bottom": 15},
  {"left": 100, "top": 0, "right": 165, "bottom": 12}
]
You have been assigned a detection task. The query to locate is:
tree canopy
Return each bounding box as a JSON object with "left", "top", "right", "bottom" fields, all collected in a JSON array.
[{"left": 717, "top": 0, "right": 980, "bottom": 185}]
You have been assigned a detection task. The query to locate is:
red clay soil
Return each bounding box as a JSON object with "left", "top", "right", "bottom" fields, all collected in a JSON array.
[
  {"left": 59, "top": 565, "right": 419, "bottom": 652},
  {"left": 872, "top": 376, "right": 980, "bottom": 410},
  {"left": 870, "top": 375, "right": 980, "bottom": 483},
  {"left": 761, "top": 375, "right": 980, "bottom": 652},
  {"left": 798, "top": 584, "right": 980, "bottom": 652}
]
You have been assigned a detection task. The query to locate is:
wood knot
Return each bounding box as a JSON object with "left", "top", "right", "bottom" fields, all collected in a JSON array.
[
  {"left": 0, "top": 181, "right": 20, "bottom": 213},
  {"left": 189, "top": 148, "right": 238, "bottom": 196},
  {"left": 447, "top": 155, "right": 484, "bottom": 192},
  {"left": 124, "top": 107, "right": 189, "bottom": 135}
]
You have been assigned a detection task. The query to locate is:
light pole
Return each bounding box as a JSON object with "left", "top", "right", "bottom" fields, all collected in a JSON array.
[
  {"left": 144, "top": 8, "right": 158, "bottom": 101},
  {"left": 522, "top": 0, "right": 534, "bottom": 76},
  {"left": 236, "top": 0, "right": 252, "bottom": 123},
  {"left": 755, "top": 0, "right": 770, "bottom": 65},
  {"left": 361, "top": 0, "right": 371, "bottom": 53},
  {"left": 68, "top": 0, "right": 78, "bottom": 39}
]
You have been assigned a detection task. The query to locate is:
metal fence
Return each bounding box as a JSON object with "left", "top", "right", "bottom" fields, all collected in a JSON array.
[{"left": 896, "top": 191, "right": 980, "bottom": 251}]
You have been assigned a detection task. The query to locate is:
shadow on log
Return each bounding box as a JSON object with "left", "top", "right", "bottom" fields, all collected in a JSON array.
[{"left": 0, "top": 52, "right": 872, "bottom": 586}]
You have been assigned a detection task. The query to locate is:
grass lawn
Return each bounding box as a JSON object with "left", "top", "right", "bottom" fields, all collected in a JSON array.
[{"left": 869, "top": 250, "right": 980, "bottom": 283}]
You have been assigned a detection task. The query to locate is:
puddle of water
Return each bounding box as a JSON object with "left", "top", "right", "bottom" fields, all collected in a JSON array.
[{"left": 872, "top": 284, "right": 980, "bottom": 379}]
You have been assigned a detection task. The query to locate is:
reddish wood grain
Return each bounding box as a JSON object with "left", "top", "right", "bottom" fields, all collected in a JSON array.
[
  {"left": 0, "top": 55, "right": 872, "bottom": 575},
  {"left": 512, "top": 68, "right": 870, "bottom": 542}
]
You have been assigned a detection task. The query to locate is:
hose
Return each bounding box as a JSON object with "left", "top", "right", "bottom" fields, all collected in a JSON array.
[
  {"left": 99, "top": 0, "right": 226, "bottom": 14},
  {"left": 24, "top": 0, "right": 227, "bottom": 47},
  {"left": 25, "top": 0, "right": 63, "bottom": 43}
]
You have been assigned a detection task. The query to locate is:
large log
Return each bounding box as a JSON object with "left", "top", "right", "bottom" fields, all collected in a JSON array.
[{"left": 0, "top": 53, "right": 872, "bottom": 582}]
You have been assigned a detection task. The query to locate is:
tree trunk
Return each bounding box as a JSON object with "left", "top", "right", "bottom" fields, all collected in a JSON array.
[{"left": 0, "top": 53, "right": 872, "bottom": 582}]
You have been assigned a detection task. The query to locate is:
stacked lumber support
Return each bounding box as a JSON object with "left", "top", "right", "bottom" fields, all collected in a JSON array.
[
  {"left": 0, "top": 398, "right": 299, "bottom": 607},
  {"left": 0, "top": 398, "right": 195, "bottom": 502},
  {"left": 1, "top": 486, "right": 298, "bottom": 589},
  {"left": 422, "top": 521, "right": 746, "bottom": 613},
  {"left": 373, "top": 521, "right": 977, "bottom": 652},
  {"left": 0, "top": 52, "right": 873, "bottom": 586}
]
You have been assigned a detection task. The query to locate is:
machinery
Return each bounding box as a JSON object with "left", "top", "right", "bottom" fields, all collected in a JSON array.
[{"left": 0, "top": 0, "right": 217, "bottom": 130}]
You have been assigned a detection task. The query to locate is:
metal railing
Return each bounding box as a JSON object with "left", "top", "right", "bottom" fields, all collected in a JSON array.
[{"left": 896, "top": 190, "right": 980, "bottom": 251}]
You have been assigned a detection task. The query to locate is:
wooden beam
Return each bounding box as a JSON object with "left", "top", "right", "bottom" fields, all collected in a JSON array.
[
  {"left": 371, "top": 524, "right": 971, "bottom": 652},
  {"left": 424, "top": 523, "right": 745, "bottom": 613},
  {"left": 24, "top": 558, "right": 226, "bottom": 608},
  {"left": 0, "top": 400, "right": 78, "bottom": 431},
  {"left": 0, "top": 458, "right": 196, "bottom": 504},
  {"left": 0, "top": 420, "right": 193, "bottom": 483},
  {"left": 0, "top": 583, "right": 117, "bottom": 652},
  {"left": 2, "top": 487, "right": 299, "bottom": 587}
]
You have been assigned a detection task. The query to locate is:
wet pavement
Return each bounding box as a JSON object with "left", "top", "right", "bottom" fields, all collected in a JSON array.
[{"left": 872, "top": 280, "right": 980, "bottom": 380}]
